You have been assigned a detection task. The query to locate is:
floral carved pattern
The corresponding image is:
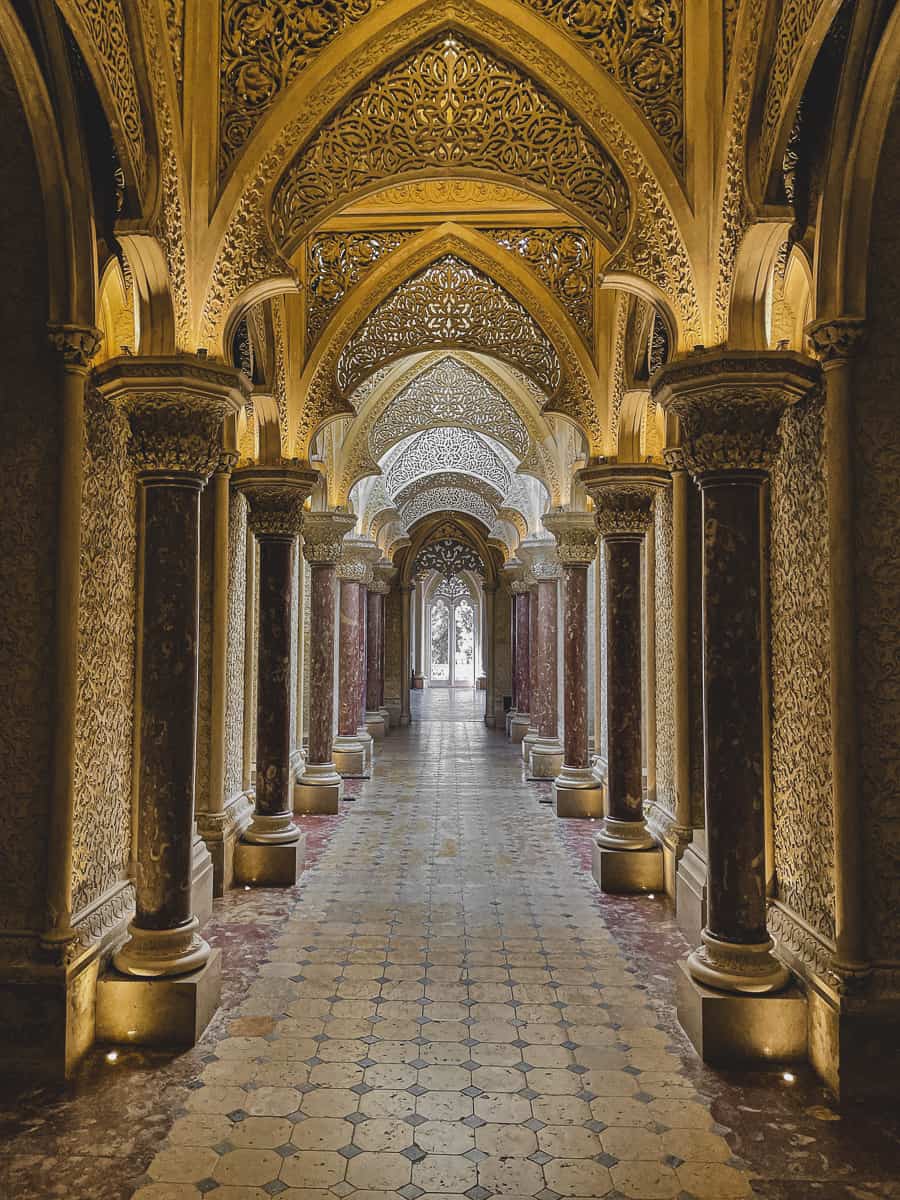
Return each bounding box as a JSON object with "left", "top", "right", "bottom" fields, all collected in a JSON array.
[
  {"left": 483, "top": 227, "right": 594, "bottom": 345},
  {"left": 761, "top": 0, "right": 825, "bottom": 175},
  {"left": 338, "top": 255, "right": 561, "bottom": 396},
  {"left": 307, "top": 231, "right": 417, "bottom": 350},
  {"left": 393, "top": 470, "right": 505, "bottom": 515},
  {"left": 414, "top": 538, "right": 484, "bottom": 578},
  {"left": 271, "top": 34, "right": 631, "bottom": 251},
  {"left": 401, "top": 486, "right": 497, "bottom": 531},
  {"left": 385, "top": 428, "right": 513, "bottom": 498},
  {"left": 519, "top": 0, "right": 685, "bottom": 168}
]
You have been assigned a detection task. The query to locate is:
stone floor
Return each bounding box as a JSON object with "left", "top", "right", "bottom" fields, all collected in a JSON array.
[{"left": 2, "top": 690, "right": 899, "bottom": 1199}]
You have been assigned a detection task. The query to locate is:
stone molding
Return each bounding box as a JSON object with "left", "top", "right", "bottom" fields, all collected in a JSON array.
[
  {"left": 337, "top": 536, "right": 380, "bottom": 583},
  {"left": 805, "top": 317, "right": 866, "bottom": 365},
  {"left": 93, "top": 355, "right": 251, "bottom": 478},
  {"left": 542, "top": 510, "right": 598, "bottom": 567},
  {"left": 651, "top": 349, "right": 821, "bottom": 476},
  {"left": 579, "top": 463, "right": 670, "bottom": 538},
  {"left": 232, "top": 465, "right": 318, "bottom": 539},
  {"left": 301, "top": 510, "right": 357, "bottom": 565},
  {"left": 48, "top": 323, "right": 104, "bottom": 371}
]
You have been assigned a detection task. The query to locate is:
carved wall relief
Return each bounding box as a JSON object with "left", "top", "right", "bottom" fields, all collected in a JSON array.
[
  {"left": 385, "top": 428, "right": 514, "bottom": 497},
  {"left": 482, "top": 228, "right": 594, "bottom": 345},
  {"left": 225, "top": 492, "right": 247, "bottom": 801},
  {"left": 769, "top": 392, "right": 835, "bottom": 940},
  {"left": 71, "top": 392, "right": 137, "bottom": 917},
  {"left": 654, "top": 485, "right": 675, "bottom": 817},
  {"left": 761, "top": 0, "right": 826, "bottom": 175},
  {"left": 307, "top": 231, "right": 417, "bottom": 350},
  {"left": 400, "top": 486, "right": 497, "bottom": 531}
]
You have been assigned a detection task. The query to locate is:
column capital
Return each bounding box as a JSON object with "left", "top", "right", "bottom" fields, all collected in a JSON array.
[
  {"left": 578, "top": 464, "right": 669, "bottom": 538},
  {"left": 337, "top": 536, "right": 381, "bottom": 583},
  {"left": 300, "top": 510, "right": 357, "bottom": 564},
  {"left": 215, "top": 449, "right": 240, "bottom": 474},
  {"left": 368, "top": 579, "right": 392, "bottom": 596},
  {"left": 510, "top": 579, "right": 530, "bottom": 595},
  {"left": 93, "top": 355, "right": 251, "bottom": 479},
  {"left": 375, "top": 560, "right": 398, "bottom": 589},
  {"left": 48, "top": 322, "right": 103, "bottom": 372},
  {"left": 663, "top": 446, "right": 687, "bottom": 471},
  {"left": 232, "top": 464, "right": 318, "bottom": 539},
  {"left": 519, "top": 537, "right": 561, "bottom": 580},
  {"left": 805, "top": 316, "right": 866, "bottom": 365},
  {"left": 651, "top": 348, "right": 820, "bottom": 476},
  {"left": 542, "top": 510, "right": 598, "bottom": 567}
]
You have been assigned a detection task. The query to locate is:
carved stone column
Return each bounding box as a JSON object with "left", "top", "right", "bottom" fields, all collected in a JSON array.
[
  {"left": 509, "top": 580, "right": 532, "bottom": 743},
  {"left": 232, "top": 466, "right": 317, "bottom": 886},
  {"left": 521, "top": 562, "right": 541, "bottom": 763},
  {"left": 543, "top": 512, "right": 602, "bottom": 818},
  {"left": 93, "top": 356, "right": 247, "bottom": 988},
  {"left": 521, "top": 540, "right": 563, "bottom": 782},
  {"left": 366, "top": 578, "right": 391, "bottom": 738},
  {"left": 400, "top": 584, "right": 413, "bottom": 724},
  {"left": 655, "top": 349, "right": 819, "bottom": 1002},
  {"left": 295, "top": 511, "right": 356, "bottom": 813},
  {"left": 334, "top": 536, "right": 379, "bottom": 777},
  {"left": 580, "top": 464, "right": 668, "bottom": 892}
]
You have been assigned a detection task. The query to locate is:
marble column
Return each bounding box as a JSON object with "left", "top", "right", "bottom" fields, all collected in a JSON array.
[
  {"left": 334, "top": 537, "right": 379, "bottom": 776},
  {"left": 543, "top": 512, "right": 603, "bottom": 818},
  {"left": 232, "top": 466, "right": 317, "bottom": 886},
  {"left": 295, "top": 511, "right": 356, "bottom": 813},
  {"left": 521, "top": 565, "right": 541, "bottom": 763},
  {"left": 523, "top": 542, "right": 563, "bottom": 782},
  {"left": 483, "top": 582, "right": 497, "bottom": 725},
  {"left": 580, "top": 464, "right": 668, "bottom": 892},
  {"left": 94, "top": 355, "right": 247, "bottom": 979},
  {"left": 413, "top": 578, "right": 426, "bottom": 688},
  {"left": 366, "top": 579, "right": 390, "bottom": 737},
  {"left": 655, "top": 349, "right": 819, "bottom": 996},
  {"left": 400, "top": 584, "right": 413, "bottom": 724},
  {"left": 509, "top": 581, "right": 532, "bottom": 742}
]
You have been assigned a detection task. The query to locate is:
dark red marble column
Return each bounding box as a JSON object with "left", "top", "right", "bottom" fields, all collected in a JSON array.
[
  {"left": 233, "top": 467, "right": 317, "bottom": 846},
  {"left": 366, "top": 584, "right": 387, "bottom": 712},
  {"left": 338, "top": 580, "right": 363, "bottom": 738},
  {"left": 654, "top": 349, "right": 819, "bottom": 993},
  {"left": 521, "top": 572, "right": 541, "bottom": 760},
  {"left": 94, "top": 356, "right": 248, "bottom": 977},
  {"left": 526, "top": 544, "right": 563, "bottom": 780},
  {"left": 513, "top": 584, "right": 531, "bottom": 717}
]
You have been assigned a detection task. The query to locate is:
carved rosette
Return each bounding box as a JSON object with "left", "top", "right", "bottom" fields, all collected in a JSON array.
[
  {"left": 232, "top": 465, "right": 318, "bottom": 540},
  {"left": 542, "top": 510, "right": 598, "bottom": 568},
  {"left": 48, "top": 323, "right": 103, "bottom": 372},
  {"left": 301, "top": 511, "right": 357, "bottom": 565},
  {"left": 805, "top": 317, "right": 866, "bottom": 366},
  {"left": 651, "top": 350, "right": 821, "bottom": 476},
  {"left": 580, "top": 464, "right": 669, "bottom": 539},
  {"left": 93, "top": 356, "right": 251, "bottom": 479},
  {"left": 337, "top": 537, "right": 381, "bottom": 584}
]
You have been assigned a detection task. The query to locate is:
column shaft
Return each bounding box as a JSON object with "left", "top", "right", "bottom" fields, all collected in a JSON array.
[
  {"left": 208, "top": 465, "right": 231, "bottom": 814},
  {"left": 671, "top": 465, "right": 692, "bottom": 834},
  {"left": 309, "top": 563, "right": 337, "bottom": 764},
  {"left": 400, "top": 586, "right": 412, "bottom": 723},
  {"left": 536, "top": 580, "right": 558, "bottom": 740},
  {"left": 338, "top": 580, "right": 362, "bottom": 736},
  {"left": 562, "top": 565, "right": 589, "bottom": 769},
  {"left": 367, "top": 590, "right": 384, "bottom": 711},
  {"left": 254, "top": 535, "right": 296, "bottom": 828},
  {"left": 515, "top": 592, "right": 531, "bottom": 715},
  {"left": 605, "top": 537, "right": 644, "bottom": 825}
]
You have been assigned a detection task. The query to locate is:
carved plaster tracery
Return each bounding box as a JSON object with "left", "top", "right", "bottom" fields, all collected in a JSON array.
[
  {"left": 393, "top": 471, "right": 505, "bottom": 515},
  {"left": 384, "top": 428, "right": 514, "bottom": 498},
  {"left": 401, "top": 486, "right": 497, "bottom": 531},
  {"left": 271, "top": 34, "right": 631, "bottom": 250},
  {"left": 337, "top": 255, "right": 561, "bottom": 396},
  {"left": 415, "top": 538, "right": 484, "bottom": 578},
  {"left": 307, "top": 231, "right": 417, "bottom": 349},
  {"left": 761, "top": 0, "right": 827, "bottom": 177},
  {"left": 483, "top": 228, "right": 594, "bottom": 344}
]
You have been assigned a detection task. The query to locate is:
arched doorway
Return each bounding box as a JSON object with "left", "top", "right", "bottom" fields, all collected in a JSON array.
[{"left": 427, "top": 574, "right": 477, "bottom": 688}]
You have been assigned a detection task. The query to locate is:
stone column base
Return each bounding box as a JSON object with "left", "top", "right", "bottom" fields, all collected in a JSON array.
[
  {"left": 196, "top": 792, "right": 254, "bottom": 896},
  {"left": 552, "top": 767, "right": 604, "bottom": 818},
  {"left": 191, "top": 831, "right": 215, "bottom": 928},
  {"left": 378, "top": 706, "right": 391, "bottom": 732},
  {"left": 295, "top": 762, "right": 343, "bottom": 814},
  {"left": 528, "top": 738, "right": 563, "bottom": 781},
  {"left": 593, "top": 843, "right": 664, "bottom": 893},
  {"left": 365, "top": 710, "right": 387, "bottom": 739},
  {"left": 235, "top": 834, "right": 305, "bottom": 887},
  {"left": 357, "top": 729, "right": 375, "bottom": 767},
  {"left": 96, "top": 949, "right": 222, "bottom": 1048},
  {"left": 510, "top": 714, "right": 530, "bottom": 743},
  {"left": 676, "top": 959, "right": 806, "bottom": 1065},
  {"left": 333, "top": 735, "right": 368, "bottom": 778},
  {"left": 413, "top": 675, "right": 426, "bottom": 689},
  {"left": 676, "top": 842, "right": 708, "bottom": 945}
]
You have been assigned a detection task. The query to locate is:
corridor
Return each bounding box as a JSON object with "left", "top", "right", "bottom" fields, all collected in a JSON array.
[{"left": 3, "top": 694, "right": 899, "bottom": 1199}]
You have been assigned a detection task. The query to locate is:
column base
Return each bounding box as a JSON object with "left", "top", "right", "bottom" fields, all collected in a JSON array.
[
  {"left": 112, "top": 917, "right": 211, "bottom": 979},
  {"left": 676, "top": 959, "right": 806, "bottom": 1065},
  {"left": 365, "top": 710, "right": 387, "bottom": 739},
  {"left": 593, "top": 842, "right": 664, "bottom": 894},
  {"left": 687, "top": 930, "right": 792, "bottom": 995},
  {"left": 191, "top": 830, "right": 215, "bottom": 928},
  {"left": 196, "top": 791, "right": 254, "bottom": 895},
  {"left": 356, "top": 728, "right": 375, "bottom": 767},
  {"left": 528, "top": 737, "right": 563, "bottom": 781},
  {"left": 243, "top": 812, "right": 301, "bottom": 846},
  {"left": 333, "top": 735, "right": 368, "bottom": 778},
  {"left": 521, "top": 730, "right": 539, "bottom": 762},
  {"left": 235, "top": 834, "right": 305, "bottom": 887},
  {"left": 595, "top": 816, "right": 655, "bottom": 851},
  {"left": 510, "top": 713, "right": 530, "bottom": 743},
  {"left": 412, "top": 675, "right": 426, "bottom": 689},
  {"left": 378, "top": 706, "right": 391, "bottom": 732},
  {"left": 295, "top": 762, "right": 343, "bottom": 814},
  {"left": 552, "top": 766, "right": 604, "bottom": 819},
  {"left": 676, "top": 841, "right": 708, "bottom": 945},
  {"left": 96, "top": 949, "right": 222, "bottom": 1048}
]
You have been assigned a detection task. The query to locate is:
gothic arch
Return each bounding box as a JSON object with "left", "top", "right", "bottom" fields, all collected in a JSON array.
[
  {"left": 399, "top": 513, "right": 498, "bottom": 588},
  {"left": 292, "top": 224, "right": 603, "bottom": 463}
]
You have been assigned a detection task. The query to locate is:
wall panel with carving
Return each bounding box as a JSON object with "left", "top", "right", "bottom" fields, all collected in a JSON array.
[
  {"left": 654, "top": 487, "right": 675, "bottom": 817},
  {"left": 225, "top": 492, "right": 247, "bottom": 801},
  {"left": 71, "top": 394, "right": 137, "bottom": 917},
  {"left": 769, "top": 394, "right": 835, "bottom": 941},
  {"left": 307, "top": 232, "right": 417, "bottom": 350}
]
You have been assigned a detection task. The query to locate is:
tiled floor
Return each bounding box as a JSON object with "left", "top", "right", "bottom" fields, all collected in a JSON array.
[{"left": 2, "top": 691, "right": 899, "bottom": 1199}]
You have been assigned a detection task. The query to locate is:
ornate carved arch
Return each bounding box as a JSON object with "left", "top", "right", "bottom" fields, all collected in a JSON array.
[
  {"left": 399, "top": 512, "right": 499, "bottom": 587},
  {"left": 293, "top": 224, "right": 602, "bottom": 461}
]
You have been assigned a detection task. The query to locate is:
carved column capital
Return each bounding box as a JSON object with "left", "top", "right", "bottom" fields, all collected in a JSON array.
[
  {"left": 93, "top": 355, "right": 251, "bottom": 479},
  {"left": 541, "top": 510, "right": 598, "bottom": 568},
  {"left": 663, "top": 446, "right": 687, "bottom": 471},
  {"left": 232, "top": 465, "right": 319, "bottom": 539},
  {"left": 337, "top": 536, "right": 380, "bottom": 583},
  {"left": 651, "top": 349, "right": 820, "bottom": 476},
  {"left": 805, "top": 317, "right": 865, "bottom": 366},
  {"left": 367, "top": 579, "right": 392, "bottom": 596},
  {"left": 49, "top": 323, "right": 103, "bottom": 373},
  {"left": 579, "top": 464, "right": 669, "bottom": 538},
  {"left": 519, "top": 537, "right": 561, "bottom": 581},
  {"left": 300, "top": 510, "right": 357, "bottom": 565},
  {"left": 215, "top": 449, "right": 240, "bottom": 475},
  {"left": 510, "top": 579, "right": 530, "bottom": 595}
]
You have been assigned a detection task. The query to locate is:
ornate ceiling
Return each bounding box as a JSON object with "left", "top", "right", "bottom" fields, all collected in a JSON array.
[
  {"left": 393, "top": 471, "right": 506, "bottom": 516},
  {"left": 337, "top": 255, "right": 562, "bottom": 396},
  {"left": 401, "top": 486, "right": 498, "bottom": 532},
  {"left": 384, "top": 428, "right": 515, "bottom": 499},
  {"left": 270, "top": 33, "right": 631, "bottom": 249},
  {"left": 414, "top": 538, "right": 484, "bottom": 579}
]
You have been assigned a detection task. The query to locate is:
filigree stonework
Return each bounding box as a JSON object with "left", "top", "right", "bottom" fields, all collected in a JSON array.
[
  {"left": 307, "top": 231, "right": 416, "bottom": 348},
  {"left": 483, "top": 228, "right": 594, "bottom": 344}
]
